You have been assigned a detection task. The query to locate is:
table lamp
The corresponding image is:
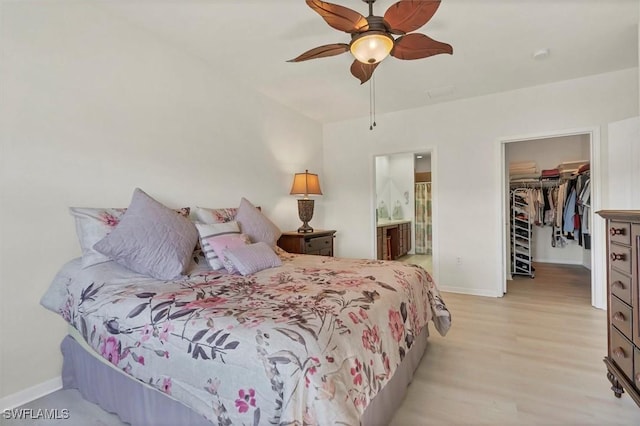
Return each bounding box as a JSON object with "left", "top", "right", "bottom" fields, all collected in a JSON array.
[{"left": 290, "top": 170, "right": 322, "bottom": 233}]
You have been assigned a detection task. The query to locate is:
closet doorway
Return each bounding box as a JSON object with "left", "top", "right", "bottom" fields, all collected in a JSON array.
[
  {"left": 372, "top": 150, "right": 437, "bottom": 278},
  {"left": 500, "top": 130, "right": 604, "bottom": 309}
]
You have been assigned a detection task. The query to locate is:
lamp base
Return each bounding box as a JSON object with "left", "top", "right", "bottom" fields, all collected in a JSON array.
[
  {"left": 297, "top": 199, "right": 315, "bottom": 233},
  {"left": 297, "top": 223, "right": 314, "bottom": 233}
]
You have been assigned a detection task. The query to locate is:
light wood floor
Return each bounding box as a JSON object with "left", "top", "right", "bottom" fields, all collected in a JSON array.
[
  {"left": 6, "top": 263, "right": 640, "bottom": 425},
  {"left": 390, "top": 262, "right": 640, "bottom": 425}
]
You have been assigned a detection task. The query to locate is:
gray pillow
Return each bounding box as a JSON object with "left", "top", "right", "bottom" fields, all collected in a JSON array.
[
  {"left": 235, "top": 197, "right": 281, "bottom": 247},
  {"left": 223, "top": 242, "right": 282, "bottom": 276},
  {"left": 93, "top": 188, "right": 198, "bottom": 280}
]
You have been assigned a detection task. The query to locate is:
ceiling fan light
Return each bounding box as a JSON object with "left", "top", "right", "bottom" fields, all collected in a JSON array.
[{"left": 350, "top": 32, "right": 394, "bottom": 64}]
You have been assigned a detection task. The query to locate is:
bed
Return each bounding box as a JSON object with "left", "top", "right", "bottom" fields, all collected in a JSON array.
[{"left": 40, "top": 190, "right": 451, "bottom": 425}]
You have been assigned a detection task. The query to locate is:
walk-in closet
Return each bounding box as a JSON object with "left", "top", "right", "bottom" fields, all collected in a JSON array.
[{"left": 505, "top": 134, "right": 592, "bottom": 302}]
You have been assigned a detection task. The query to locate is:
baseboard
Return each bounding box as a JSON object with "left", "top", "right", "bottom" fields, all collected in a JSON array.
[
  {"left": 0, "top": 377, "right": 62, "bottom": 411},
  {"left": 439, "top": 285, "right": 502, "bottom": 298},
  {"left": 533, "top": 258, "right": 584, "bottom": 265}
]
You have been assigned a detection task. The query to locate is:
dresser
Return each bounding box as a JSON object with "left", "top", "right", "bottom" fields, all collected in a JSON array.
[
  {"left": 277, "top": 230, "right": 336, "bottom": 256},
  {"left": 598, "top": 210, "right": 640, "bottom": 406}
]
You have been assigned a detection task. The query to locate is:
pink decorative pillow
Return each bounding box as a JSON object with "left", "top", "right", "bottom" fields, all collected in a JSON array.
[
  {"left": 223, "top": 242, "right": 283, "bottom": 276},
  {"left": 195, "top": 222, "right": 240, "bottom": 270},
  {"left": 205, "top": 234, "right": 250, "bottom": 274}
]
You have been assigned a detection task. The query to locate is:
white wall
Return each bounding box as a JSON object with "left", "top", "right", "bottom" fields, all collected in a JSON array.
[
  {"left": 608, "top": 116, "right": 640, "bottom": 209},
  {"left": 375, "top": 153, "right": 413, "bottom": 222},
  {"left": 388, "top": 154, "right": 414, "bottom": 222},
  {"left": 375, "top": 156, "right": 390, "bottom": 217},
  {"left": 415, "top": 155, "right": 431, "bottom": 174},
  {"left": 0, "top": 2, "right": 322, "bottom": 400},
  {"left": 323, "top": 68, "right": 638, "bottom": 297},
  {"left": 506, "top": 135, "right": 590, "bottom": 265}
]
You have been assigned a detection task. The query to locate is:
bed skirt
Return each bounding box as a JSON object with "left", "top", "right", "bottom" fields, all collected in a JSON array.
[{"left": 61, "top": 326, "right": 429, "bottom": 426}]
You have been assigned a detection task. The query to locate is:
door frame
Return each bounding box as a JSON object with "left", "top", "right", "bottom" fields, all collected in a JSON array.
[
  {"left": 371, "top": 147, "right": 439, "bottom": 283},
  {"left": 497, "top": 127, "right": 605, "bottom": 309}
]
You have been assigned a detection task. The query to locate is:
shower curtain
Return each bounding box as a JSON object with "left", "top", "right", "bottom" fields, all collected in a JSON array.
[{"left": 415, "top": 182, "right": 432, "bottom": 255}]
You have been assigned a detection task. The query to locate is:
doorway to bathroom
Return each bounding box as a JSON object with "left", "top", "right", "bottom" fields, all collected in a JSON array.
[{"left": 373, "top": 151, "right": 435, "bottom": 275}]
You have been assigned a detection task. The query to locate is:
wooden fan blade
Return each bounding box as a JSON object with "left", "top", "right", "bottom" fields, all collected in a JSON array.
[
  {"left": 287, "top": 43, "right": 350, "bottom": 62},
  {"left": 391, "top": 33, "right": 452, "bottom": 60},
  {"left": 350, "top": 60, "right": 379, "bottom": 85},
  {"left": 384, "top": 0, "right": 441, "bottom": 35},
  {"left": 306, "top": 0, "right": 369, "bottom": 34}
]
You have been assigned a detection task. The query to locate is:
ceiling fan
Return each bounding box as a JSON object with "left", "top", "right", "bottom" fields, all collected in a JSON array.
[{"left": 288, "top": 0, "right": 453, "bottom": 84}]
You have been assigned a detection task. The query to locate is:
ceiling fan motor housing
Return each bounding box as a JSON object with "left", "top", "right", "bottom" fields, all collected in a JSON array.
[{"left": 350, "top": 16, "right": 394, "bottom": 64}]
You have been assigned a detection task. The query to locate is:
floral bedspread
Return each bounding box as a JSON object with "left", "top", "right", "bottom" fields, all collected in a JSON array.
[{"left": 41, "top": 253, "right": 450, "bottom": 425}]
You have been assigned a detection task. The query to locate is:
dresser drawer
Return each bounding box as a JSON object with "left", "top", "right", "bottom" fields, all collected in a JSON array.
[
  {"left": 305, "top": 236, "right": 333, "bottom": 254},
  {"left": 610, "top": 327, "right": 634, "bottom": 380},
  {"left": 610, "top": 295, "right": 633, "bottom": 341},
  {"left": 278, "top": 230, "right": 336, "bottom": 256},
  {"left": 635, "top": 347, "right": 640, "bottom": 389},
  {"left": 610, "top": 268, "right": 632, "bottom": 305},
  {"left": 609, "top": 221, "right": 631, "bottom": 246},
  {"left": 610, "top": 244, "right": 632, "bottom": 275}
]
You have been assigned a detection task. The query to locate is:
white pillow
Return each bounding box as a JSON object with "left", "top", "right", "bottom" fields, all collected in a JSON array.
[
  {"left": 194, "top": 207, "right": 238, "bottom": 224},
  {"left": 69, "top": 207, "right": 127, "bottom": 268}
]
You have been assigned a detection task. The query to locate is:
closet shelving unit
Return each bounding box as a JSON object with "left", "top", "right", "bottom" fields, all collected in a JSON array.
[{"left": 510, "top": 189, "right": 535, "bottom": 278}]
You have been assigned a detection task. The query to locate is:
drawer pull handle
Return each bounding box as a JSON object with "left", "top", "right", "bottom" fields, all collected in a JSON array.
[
  {"left": 613, "top": 347, "right": 626, "bottom": 359},
  {"left": 613, "top": 312, "right": 626, "bottom": 322},
  {"left": 612, "top": 281, "right": 625, "bottom": 290},
  {"left": 610, "top": 253, "right": 626, "bottom": 261},
  {"left": 610, "top": 227, "right": 626, "bottom": 236}
]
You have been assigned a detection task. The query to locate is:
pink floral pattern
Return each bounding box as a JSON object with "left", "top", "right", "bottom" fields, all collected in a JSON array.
[
  {"left": 235, "top": 388, "right": 256, "bottom": 413},
  {"left": 388, "top": 309, "right": 405, "bottom": 343},
  {"left": 48, "top": 254, "right": 450, "bottom": 425},
  {"left": 99, "top": 336, "right": 121, "bottom": 365},
  {"left": 100, "top": 212, "right": 120, "bottom": 227},
  {"left": 361, "top": 325, "right": 381, "bottom": 353}
]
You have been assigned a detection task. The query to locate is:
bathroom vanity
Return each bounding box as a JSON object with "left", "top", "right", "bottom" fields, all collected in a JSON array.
[{"left": 377, "top": 220, "right": 412, "bottom": 260}]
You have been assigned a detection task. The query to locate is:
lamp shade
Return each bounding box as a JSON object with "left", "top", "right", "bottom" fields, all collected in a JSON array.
[
  {"left": 350, "top": 32, "right": 394, "bottom": 64},
  {"left": 290, "top": 170, "right": 322, "bottom": 198}
]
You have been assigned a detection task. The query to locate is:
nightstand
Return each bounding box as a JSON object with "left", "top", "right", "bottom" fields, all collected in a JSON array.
[{"left": 277, "top": 230, "right": 336, "bottom": 256}]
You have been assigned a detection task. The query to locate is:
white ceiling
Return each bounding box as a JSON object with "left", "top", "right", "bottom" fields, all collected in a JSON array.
[{"left": 101, "top": 0, "right": 639, "bottom": 124}]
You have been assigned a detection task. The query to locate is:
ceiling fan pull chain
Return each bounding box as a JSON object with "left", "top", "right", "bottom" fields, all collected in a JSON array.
[
  {"left": 372, "top": 74, "right": 377, "bottom": 128},
  {"left": 369, "top": 75, "right": 377, "bottom": 131}
]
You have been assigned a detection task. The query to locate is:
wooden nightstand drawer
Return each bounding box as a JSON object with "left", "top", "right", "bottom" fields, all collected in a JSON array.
[
  {"left": 306, "top": 236, "right": 332, "bottom": 254},
  {"left": 610, "top": 327, "right": 634, "bottom": 380},
  {"left": 610, "top": 295, "right": 633, "bottom": 341},
  {"left": 609, "top": 221, "right": 631, "bottom": 246},
  {"left": 277, "top": 230, "right": 336, "bottom": 257}
]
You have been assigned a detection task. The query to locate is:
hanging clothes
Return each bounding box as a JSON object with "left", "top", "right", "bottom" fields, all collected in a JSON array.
[
  {"left": 510, "top": 159, "right": 591, "bottom": 251},
  {"left": 563, "top": 187, "right": 577, "bottom": 234}
]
